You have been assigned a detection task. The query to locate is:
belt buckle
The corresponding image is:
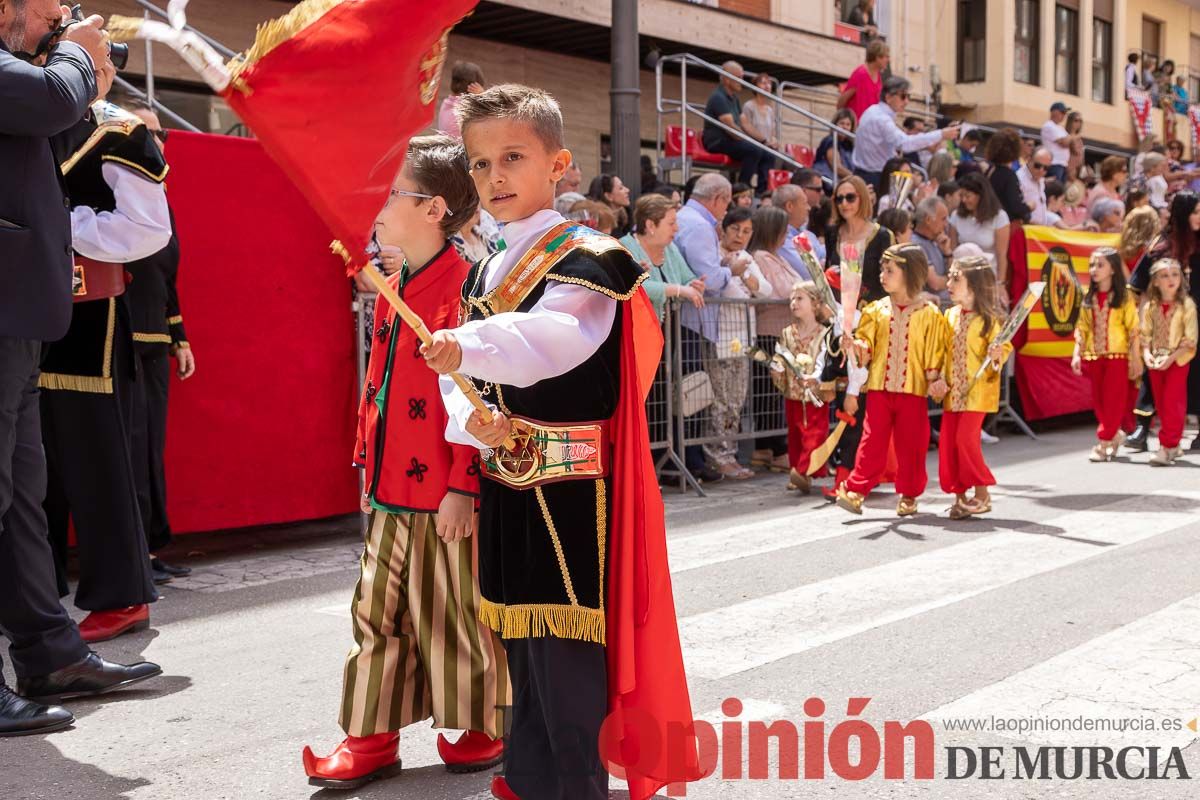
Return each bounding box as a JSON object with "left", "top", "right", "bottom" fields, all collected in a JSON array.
[{"left": 486, "top": 417, "right": 606, "bottom": 489}]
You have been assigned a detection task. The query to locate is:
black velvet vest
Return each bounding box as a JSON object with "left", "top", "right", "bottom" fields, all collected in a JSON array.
[{"left": 460, "top": 243, "right": 645, "bottom": 423}]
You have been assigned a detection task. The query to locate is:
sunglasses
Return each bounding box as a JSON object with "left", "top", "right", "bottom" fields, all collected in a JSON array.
[
  {"left": 835, "top": 193, "right": 859, "bottom": 204},
  {"left": 1031, "top": 162, "right": 1050, "bottom": 170},
  {"left": 390, "top": 188, "right": 454, "bottom": 216},
  {"left": 150, "top": 129, "right": 169, "bottom": 143},
  {"left": 803, "top": 184, "right": 823, "bottom": 193}
]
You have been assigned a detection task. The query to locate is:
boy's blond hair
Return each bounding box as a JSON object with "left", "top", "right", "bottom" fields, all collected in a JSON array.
[{"left": 456, "top": 84, "right": 565, "bottom": 153}]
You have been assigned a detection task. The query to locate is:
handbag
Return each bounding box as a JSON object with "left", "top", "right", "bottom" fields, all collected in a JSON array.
[{"left": 680, "top": 370, "right": 714, "bottom": 417}]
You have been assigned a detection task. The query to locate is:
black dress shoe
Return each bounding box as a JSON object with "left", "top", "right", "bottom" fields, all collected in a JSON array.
[
  {"left": 151, "top": 557, "right": 191, "bottom": 577},
  {"left": 17, "top": 653, "right": 162, "bottom": 702},
  {"left": 151, "top": 563, "right": 173, "bottom": 585},
  {"left": 0, "top": 685, "right": 74, "bottom": 737},
  {"left": 1125, "top": 423, "right": 1149, "bottom": 451}
]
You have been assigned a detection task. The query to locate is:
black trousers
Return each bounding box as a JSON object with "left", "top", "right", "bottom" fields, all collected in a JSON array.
[
  {"left": 41, "top": 321, "right": 156, "bottom": 611},
  {"left": 130, "top": 345, "right": 173, "bottom": 552},
  {"left": 1134, "top": 377, "right": 1155, "bottom": 420},
  {"left": 0, "top": 338, "right": 89, "bottom": 680},
  {"left": 704, "top": 134, "right": 770, "bottom": 191},
  {"left": 502, "top": 636, "right": 608, "bottom": 800}
]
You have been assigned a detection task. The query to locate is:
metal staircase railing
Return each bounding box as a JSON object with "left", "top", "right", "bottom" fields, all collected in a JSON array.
[{"left": 654, "top": 53, "right": 855, "bottom": 185}]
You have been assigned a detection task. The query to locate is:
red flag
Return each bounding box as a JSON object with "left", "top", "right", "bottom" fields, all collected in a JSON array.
[{"left": 220, "top": 0, "right": 477, "bottom": 258}]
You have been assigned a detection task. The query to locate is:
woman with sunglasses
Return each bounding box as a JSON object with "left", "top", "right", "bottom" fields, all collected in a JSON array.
[{"left": 826, "top": 175, "right": 894, "bottom": 305}]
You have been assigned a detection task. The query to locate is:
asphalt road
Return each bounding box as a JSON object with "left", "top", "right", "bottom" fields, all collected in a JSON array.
[{"left": 3, "top": 425, "right": 1199, "bottom": 800}]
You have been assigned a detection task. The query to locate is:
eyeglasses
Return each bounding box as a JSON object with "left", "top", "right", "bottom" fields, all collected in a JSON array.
[
  {"left": 150, "top": 129, "right": 168, "bottom": 143},
  {"left": 835, "top": 193, "right": 858, "bottom": 204},
  {"left": 897, "top": 92, "right": 910, "bottom": 100},
  {"left": 390, "top": 188, "right": 454, "bottom": 215}
]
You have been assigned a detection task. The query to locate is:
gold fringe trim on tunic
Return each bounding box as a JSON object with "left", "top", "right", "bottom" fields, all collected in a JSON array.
[
  {"left": 38, "top": 373, "right": 113, "bottom": 394},
  {"left": 133, "top": 333, "right": 172, "bottom": 344},
  {"left": 227, "top": 0, "right": 349, "bottom": 82},
  {"left": 479, "top": 599, "right": 606, "bottom": 645}
]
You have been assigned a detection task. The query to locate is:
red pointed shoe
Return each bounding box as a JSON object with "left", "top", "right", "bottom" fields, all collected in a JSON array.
[
  {"left": 78, "top": 605, "right": 150, "bottom": 643},
  {"left": 302, "top": 731, "right": 402, "bottom": 790},
  {"left": 490, "top": 775, "right": 521, "bottom": 800},
  {"left": 437, "top": 730, "right": 505, "bottom": 773}
]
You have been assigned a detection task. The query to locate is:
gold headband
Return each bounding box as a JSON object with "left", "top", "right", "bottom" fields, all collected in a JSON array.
[
  {"left": 950, "top": 256, "right": 992, "bottom": 273},
  {"left": 1150, "top": 258, "right": 1182, "bottom": 275},
  {"left": 882, "top": 243, "right": 922, "bottom": 264}
]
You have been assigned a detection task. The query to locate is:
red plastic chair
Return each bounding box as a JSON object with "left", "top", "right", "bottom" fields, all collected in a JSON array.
[
  {"left": 664, "top": 125, "right": 733, "bottom": 168},
  {"left": 786, "top": 143, "right": 815, "bottom": 168},
  {"left": 767, "top": 169, "right": 793, "bottom": 191}
]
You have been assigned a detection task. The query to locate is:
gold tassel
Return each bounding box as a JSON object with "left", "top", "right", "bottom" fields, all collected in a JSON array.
[
  {"left": 226, "top": 0, "right": 349, "bottom": 82},
  {"left": 105, "top": 15, "right": 144, "bottom": 43},
  {"left": 479, "top": 599, "right": 606, "bottom": 646}
]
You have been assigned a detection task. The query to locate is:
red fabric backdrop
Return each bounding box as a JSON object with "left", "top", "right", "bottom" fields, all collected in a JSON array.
[{"left": 162, "top": 131, "right": 359, "bottom": 533}]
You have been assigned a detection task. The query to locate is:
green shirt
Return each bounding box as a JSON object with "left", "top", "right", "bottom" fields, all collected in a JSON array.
[{"left": 619, "top": 235, "right": 698, "bottom": 321}]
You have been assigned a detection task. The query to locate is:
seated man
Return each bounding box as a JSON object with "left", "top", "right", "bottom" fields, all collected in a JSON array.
[{"left": 701, "top": 60, "right": 767, "bottom": 191}]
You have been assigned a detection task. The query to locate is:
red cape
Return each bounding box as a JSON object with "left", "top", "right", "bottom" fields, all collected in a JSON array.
[{"left": 604, "top": 289, "right": 704, "bottom": 798}]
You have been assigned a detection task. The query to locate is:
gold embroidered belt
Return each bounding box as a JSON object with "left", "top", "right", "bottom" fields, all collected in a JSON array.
[{"left": 484, "top": 416, "right": 610, "bottom": 489}]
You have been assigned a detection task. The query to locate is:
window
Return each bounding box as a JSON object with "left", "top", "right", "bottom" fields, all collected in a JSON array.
[
  {"left": 957, "top": 0, "right": 986, "bottom": 83},
  {"left": 1055, "top": 4, "right": 1078, "bottom": 94},
  {"left": 1015, "top": 0, "right": 1040, "bottom": 85},
  {"left": 1091, "top": 19, "right": 1112, "bottom": 103},
  {"left": 1142, "top": 17, "right": 1162, "bottom": 61},
  {"left": 1191, "top": 35, "right": 1200, "bottom": 107}
]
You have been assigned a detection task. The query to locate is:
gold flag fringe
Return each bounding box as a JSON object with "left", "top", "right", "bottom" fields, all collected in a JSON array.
[
  {"left": 226, "top": 0, "right": 349, "bottom": 82},
  {"left": 105, "top": 15, "right": 144, "bottom": 43},
  {"left": 479, "top": 599, "right": 607, "bottom": 645}
]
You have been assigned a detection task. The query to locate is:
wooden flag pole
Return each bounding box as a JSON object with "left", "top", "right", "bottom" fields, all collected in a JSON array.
[{"left": 359, "top": 266, "right": 513, "bottom": 446}]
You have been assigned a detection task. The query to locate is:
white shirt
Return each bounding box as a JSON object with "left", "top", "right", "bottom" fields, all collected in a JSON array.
[
  {"left": 853, "top": 102, "right": 945, "bottom": 172},
  {"left": 1147, "top": 174, "right": 1169, "bottom": 209},
  {"left": 439, "top": 209, "right": 618, "bottom": 448},
  {"left": 1016, "top": 164, "right": 1047, "bottom": 222},
  {"left": 1040, "top": 120, "right": 1071, "bottom": 167},
  {"left": 71, "top": 162, "right": 171, "bottom": 262},
  {"left": 950, "top": 209, "right": 1010, "bottom": 257}
]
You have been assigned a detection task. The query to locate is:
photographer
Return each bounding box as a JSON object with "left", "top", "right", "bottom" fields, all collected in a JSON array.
[{"left": 0, "top": 0, "right": 160, "bottom": 738}]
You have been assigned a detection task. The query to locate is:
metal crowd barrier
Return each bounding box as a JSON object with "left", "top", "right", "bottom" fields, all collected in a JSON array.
[{"left": 351, "top": 291, "right": 1032, "bottom": 502}]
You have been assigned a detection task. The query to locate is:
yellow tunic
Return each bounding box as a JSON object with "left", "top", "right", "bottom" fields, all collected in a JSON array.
[
  {"left": 1075, "top": 293, "right": 1138, "bottom": 359},
  {"left": 942, "top": 306, "right": 1013, "bottom": 413},
  {"left": 855, "top": 297, "right": 947, "bottom": 396},
  {"left": 1139, "top": 297, "right": 1199, "bottom": 368}
]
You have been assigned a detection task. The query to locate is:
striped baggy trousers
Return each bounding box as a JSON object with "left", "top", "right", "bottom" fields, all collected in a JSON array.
[{"left": 339, "top": 510, "right": 511, "bottom": 738}]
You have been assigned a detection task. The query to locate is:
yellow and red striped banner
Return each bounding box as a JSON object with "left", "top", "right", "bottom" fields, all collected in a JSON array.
[{"left": 1019, "top": 225, "right": 1119, "bottom": 358}]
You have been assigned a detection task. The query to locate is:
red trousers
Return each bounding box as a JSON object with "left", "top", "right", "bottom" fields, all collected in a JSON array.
[
  {"left": 1148, "top": 362, "right": 1190, "bottom": 447},
  {"left": 785, "top": 399, "right": 830, "bottom": 477},
  {"left": 846, "top": 391, "right": 930, "bottom": 497},
  {"left": 1084, "top": 357, "right": 1133, "bottom": 441},
  {"left": 938, "top": 411, "right": 995, "bottom": 495}
]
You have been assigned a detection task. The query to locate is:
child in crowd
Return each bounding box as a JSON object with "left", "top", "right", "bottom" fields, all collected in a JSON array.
[
  {"left": 1071, "top": 246, "right": 1143, "bottom": 462},
  {"left": 1143, "top": 153, "right": 1169, "bottom": 212},
  {"left": 773, "top": 282, "right": 831, "bottom": 493},
  {"left": 303, "top": 135, "right": 508, "bottom": 789},
  {"left": 933, "top": 256, "right": 1011, "bottom": 519},
  {"left": 1139, "top": 258, "right": 1198, "bottom": 465},
  {"left": 1120, "top": 205, "right": 1161, "bottom": 277},
  {"left": 836, "top": 243, "right": 947, "bottom": 516},
  {"left": 424, "top": 84, "right": 696, "bottom": 800}
]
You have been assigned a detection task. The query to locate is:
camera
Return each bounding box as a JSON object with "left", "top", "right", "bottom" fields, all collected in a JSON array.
[
  {"left": 18, "top": 4, "right": 128, "bottom": 69},
  {"left": 64, "top": 5, "right": 129, "bottom": 69}
]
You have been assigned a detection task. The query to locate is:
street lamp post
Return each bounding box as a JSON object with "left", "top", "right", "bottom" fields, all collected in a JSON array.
[{"left": 611, "top": 0, "right": 641, "bottom": 203}]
